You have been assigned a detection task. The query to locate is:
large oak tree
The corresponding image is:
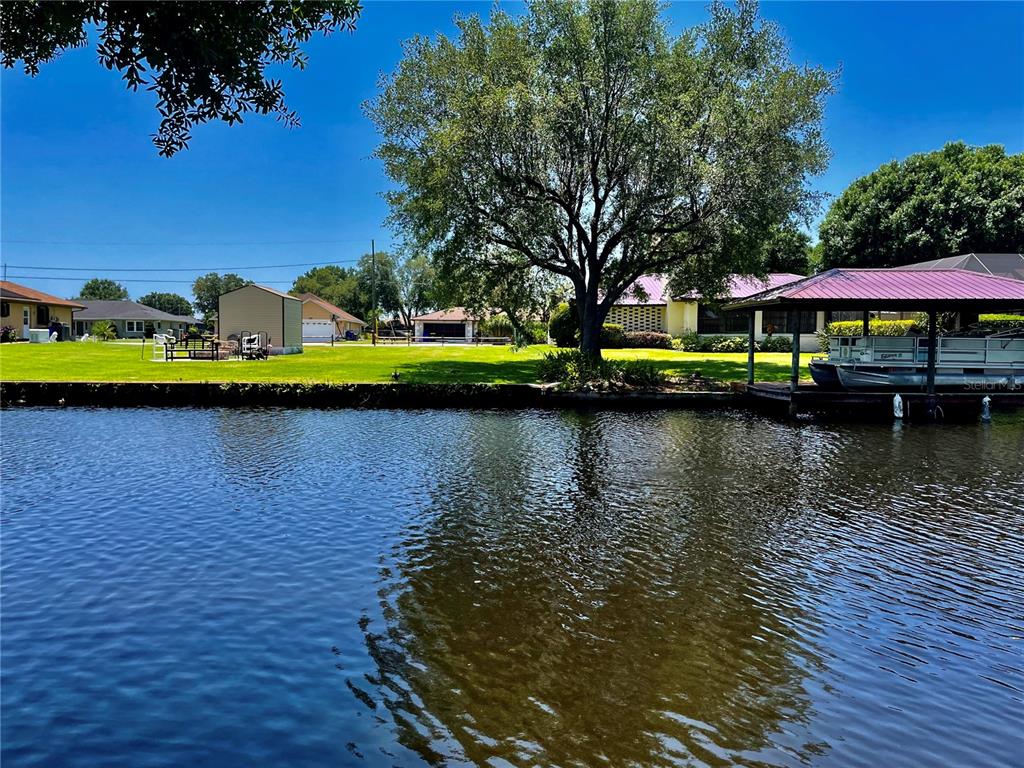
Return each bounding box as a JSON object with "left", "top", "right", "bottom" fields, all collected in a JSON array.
[
  {"left": 368, "top": 0, "right": 834, "bottom": 357},
  {"left": 1, "top": 1, "right": 361, "bottom": 156}
]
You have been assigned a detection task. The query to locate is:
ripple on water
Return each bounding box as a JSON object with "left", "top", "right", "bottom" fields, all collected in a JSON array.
[{"left": 1, "top": 407, "right": 1022, "bottom": 767}]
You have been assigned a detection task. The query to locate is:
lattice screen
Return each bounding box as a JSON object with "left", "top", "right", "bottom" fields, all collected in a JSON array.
[{"left": 607, "top": 305, "right": 666, "bottom": 332}]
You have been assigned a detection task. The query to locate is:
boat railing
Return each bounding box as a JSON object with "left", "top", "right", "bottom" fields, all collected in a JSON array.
[{"left": 827, "top": 334, "right": 1024, "bottom": 368}]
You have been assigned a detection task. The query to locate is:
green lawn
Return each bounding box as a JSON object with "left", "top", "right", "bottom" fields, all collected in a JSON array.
[{"left": 0, "top": 341, "right": 815, "bottom": 384}]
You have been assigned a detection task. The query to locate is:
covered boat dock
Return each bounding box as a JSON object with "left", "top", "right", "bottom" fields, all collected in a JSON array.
[{"left": 725, "top": 268, "right": 1024, "bottom": 418}]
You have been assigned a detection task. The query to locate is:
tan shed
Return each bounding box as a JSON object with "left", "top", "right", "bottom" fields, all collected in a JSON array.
[{"left": 217, "top": 284, "right": 303, "bottom": 355}]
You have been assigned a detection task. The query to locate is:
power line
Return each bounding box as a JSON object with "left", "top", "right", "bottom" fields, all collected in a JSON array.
[
  {"left": 5, "top": 274, "right": 294, "bottom": 285},
  {"left": 1, "top": 258, "right": 361, "bottom": 272},
  {"left": 0, "top": 238, "right": 374, "bottom": 246}
]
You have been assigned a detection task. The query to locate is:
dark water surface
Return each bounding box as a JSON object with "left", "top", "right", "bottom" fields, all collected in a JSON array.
[{"left": 2, "top": 408, "right": 1022, "bottom": 767}]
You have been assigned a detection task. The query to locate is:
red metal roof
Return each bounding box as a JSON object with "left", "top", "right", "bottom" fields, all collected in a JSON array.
[
  {"left": 726, "top": 268, "right": 1024, "bottom": 310},
  {"left": 616, "top": 273, "right": 804, "bottom": 305}
]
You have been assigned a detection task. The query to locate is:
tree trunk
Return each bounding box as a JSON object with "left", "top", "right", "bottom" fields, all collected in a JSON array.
[{"left": 577, "top": 292, "right": 604, "bottom": 361}]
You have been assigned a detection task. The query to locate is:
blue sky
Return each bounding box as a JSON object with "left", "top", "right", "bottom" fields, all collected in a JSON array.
[{"left": 2, "top": 1, "right": 1022, "bottom": 300}]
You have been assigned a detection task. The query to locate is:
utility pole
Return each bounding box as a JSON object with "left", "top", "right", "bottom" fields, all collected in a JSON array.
[{"left": 371, "top": 239, "right": 377, "bottom": 346}]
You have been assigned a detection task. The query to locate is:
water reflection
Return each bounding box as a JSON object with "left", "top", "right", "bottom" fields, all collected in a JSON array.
[{"left": 353, "top": 412, "right": 829, "bottom": 766}]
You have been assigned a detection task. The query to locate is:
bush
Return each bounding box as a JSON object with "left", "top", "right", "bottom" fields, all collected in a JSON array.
[
  {"left": 759, "top": 335, "right": 793, "bottom": 353},
  {"left": 618, "top": 359, "right": 668, "bottom": 387},
  {"left": 548, "top": 303, "right": 578, "bottom": 347},
  {"left": 523, "top": 321, "right": 548, "bottom": 344},
  {"left": 600, "top": 323, "right": 626, "bottom": 348},
  {"left": 707, "top": 335, "right": 750, "bottom": 353},
  {"left": 977, "top": 313, "right": 1024, "bottom": 331},
  {"left": 479, "top": 313, "right": 515, "bottom": 339},
  {"left": 623, "top": 330, "right": 673, "bottom": 349},
  {"left": 828, "top": 319, "right": 920, "bottom": 337},
  {"left": 538, "top": 349, "right": 667, "bottom": 389},
  {"left": 538, "top": 349, "right": 617, "bottom": 386},
  {"left": 0, "top": 326, "right": 16, "bottom": 343},
  {"left": 90, "top": 320, "right": 117, "bottom": 341},
  {"left": 676, "top": 330, "right": 701, "bottom": 351}
]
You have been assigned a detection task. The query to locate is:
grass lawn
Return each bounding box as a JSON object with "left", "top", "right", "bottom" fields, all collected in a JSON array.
[{"left": 0, "top": 341, "right": 816, "bottom": 384}]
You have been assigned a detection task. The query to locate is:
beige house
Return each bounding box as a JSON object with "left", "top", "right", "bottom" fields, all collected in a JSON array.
[
  {"left": 217, "top": 284, "right": 303, "bottom": 354},
  {"left": 0, "top": 280, "right": 84, "bottom": 341},
  {"left": 297, "top": 293, "right": 365, "bottom": 341},
  {"left": 607, "top": 273, "right": 825, "bottom": 351}
]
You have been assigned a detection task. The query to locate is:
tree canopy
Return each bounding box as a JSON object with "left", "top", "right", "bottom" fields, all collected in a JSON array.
[
  {"left": 758, "top": 224, "right": 812, "bottom": 275},
  {"left": 292, "top": 265, "right": 360, "bottom": 313},
  {"left": 818, "top": 142, "right": 1024, "bottom": 269},
  {"left": 77, "top": 278, "right": 129, "bottom": 301},
  {"left": 368, "top": 0, "right": 834, "bottom": 356},
  {"left": 137, "top": 291, "right": 193, "bottom": 317},
  {"left": 289, "top": 253, "right": 401, "bottom": 324},
  {"left": 191, "top": 272, "right": 251, "bottom": 320},
  {"left": 395, "top": 254, "right": 437, "bottom": 328},
  {"left": 1, "top": 1, "right": 361, "bottom": 156}
]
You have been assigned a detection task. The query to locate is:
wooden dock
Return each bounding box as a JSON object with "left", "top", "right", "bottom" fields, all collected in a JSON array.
[{"left": 746, "top": 382, "right": 1024, "bottom": 420}]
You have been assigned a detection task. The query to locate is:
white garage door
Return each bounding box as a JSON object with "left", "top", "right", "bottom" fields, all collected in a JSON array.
[{"left": 302, "top": 319, "right": 335, "bottom": 342}]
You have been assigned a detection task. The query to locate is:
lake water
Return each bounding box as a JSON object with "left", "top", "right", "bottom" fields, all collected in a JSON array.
[{"left": 2, "top": 407, "right": 1022, "bottom": 767}]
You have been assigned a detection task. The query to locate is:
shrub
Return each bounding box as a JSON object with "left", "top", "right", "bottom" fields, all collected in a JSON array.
[
  {"left": 676, "top": 330, "right": 701, "bottom": 351},
  {"left": 828, "top": 319, "right": 920, "bottom": 337},
  {"left": 759, "top": 335, "right": 793, "bottom": 353},
  {"left": 600, "top": 323, "right": 626, "bottom": 348},
  {"left": 480, "top": 313, "right": 515, "bottom": 339},
  {"left": 708, "top": 335, "right": 750, "bottom": 353},
  {"left": 90, "top": 320, "right": 117, "bottom": 341},
  {"left": 618, "top": 359, "right": 668, "bottom": 387},
  {"left": 977, "top": 313, "right": 1024, "bottom": 331},
  {"left": 538, "top": 349, "right": 616, "bottom": 386},
  {"left": 538, "top": 349, "right": 666, "bottom": 388},
  {"left": 0, "top": 326, "right": 16, "bottom": 343},
  {"left": 548, "top": 303, "right": 577, "bottom": 347},
  {"left": 623, "top": 330, "right": 673, "bottom": 349},
  {"left": 523, "top": 321, "right": 548, "bottom": 344}
]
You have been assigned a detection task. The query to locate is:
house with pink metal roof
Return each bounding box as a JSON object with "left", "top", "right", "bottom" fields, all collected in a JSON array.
[{"left": 607, "top": 272, "right": 825, "bottom": 350}]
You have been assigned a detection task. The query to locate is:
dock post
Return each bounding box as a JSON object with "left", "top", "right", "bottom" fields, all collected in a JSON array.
[
  {"left": 789, "top": 311, "right": 801, "bottom": 394},
  {"left": 926, "top": 308, "right": 937, "bottom": 395},
  {"left": 862, "top": 310, "right": 870, "bottom": 337},
  {"left": 747, "top": 311, "right": 755, "bottom": 385}
]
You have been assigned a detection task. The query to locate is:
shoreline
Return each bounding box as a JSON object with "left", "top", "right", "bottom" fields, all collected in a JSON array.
[
  {"left": 3, "top": 381, "right": 1020, "bottom": 421},
  {"left": 0, "top": 380, "right": 738, "bottom": 411}
]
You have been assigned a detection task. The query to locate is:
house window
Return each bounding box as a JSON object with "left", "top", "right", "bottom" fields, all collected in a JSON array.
[
  {"left": 762, "top": 310, "right": 816, "bottom": 335},
  {"left": 1, "top": 301, "right": 9, "bottom": 318},
  {"left": 697, "top": 305, "right": 749, "bottom": 334},
  {"left": 125, "top": 320, "right": 144, "bottom": 333},
  {"left": 36, "top": 305, "right": 50, "bottom": 325}
]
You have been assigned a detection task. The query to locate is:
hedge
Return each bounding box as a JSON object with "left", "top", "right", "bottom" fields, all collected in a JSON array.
[{"left": 623, "top": 331, "right": 673, "bottom": 349}]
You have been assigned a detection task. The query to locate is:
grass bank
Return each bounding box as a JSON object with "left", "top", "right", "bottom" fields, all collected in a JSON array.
[{"left": 0, "top": 341, "right": 815, "bottom": 384}]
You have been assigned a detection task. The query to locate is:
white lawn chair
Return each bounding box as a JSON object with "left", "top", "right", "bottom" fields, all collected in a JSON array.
[
  {"left": 48, "top": 331, "right": 58, "bottom": 342},
  {"left": 152, "top": 333, "right": 173, "bottom": 360}
]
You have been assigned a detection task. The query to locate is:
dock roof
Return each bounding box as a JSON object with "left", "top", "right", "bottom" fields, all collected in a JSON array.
[{"left": 725, "top": 268, "right": 1024, "bottom": 311}]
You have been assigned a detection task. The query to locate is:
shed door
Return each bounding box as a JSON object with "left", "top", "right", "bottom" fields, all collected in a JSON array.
[{"left": 302, "top": 319, "right": 335, "bottom": 342}]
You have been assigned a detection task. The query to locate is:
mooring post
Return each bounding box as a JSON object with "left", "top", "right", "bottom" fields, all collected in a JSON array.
[
  {"left": 862, "top": 309, "right": 870, "bottom": 338},
  {"left": 789, "top": 310, "right": 801, "bottom": 394},
  {"left": 926, "top": 308, "right": 938, "bottom": 395},
  {"left": 747, "top": 310, "right": 755, "bottom": 386}
]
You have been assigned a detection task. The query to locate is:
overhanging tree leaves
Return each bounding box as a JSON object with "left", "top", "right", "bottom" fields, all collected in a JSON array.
[
  {"left": 1, "top": 1, "right": 361, "bottom": 156},
  {"left": 817, "top": 142, "right": 1024, "bottom": 269},
  {"left": 367, "top": 0, "right": 834, "bottom": 357}
]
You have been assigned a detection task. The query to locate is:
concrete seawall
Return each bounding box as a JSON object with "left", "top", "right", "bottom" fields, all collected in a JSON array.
[{"left": 0, "top": 381, "right": 737, "bottom": 410}]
